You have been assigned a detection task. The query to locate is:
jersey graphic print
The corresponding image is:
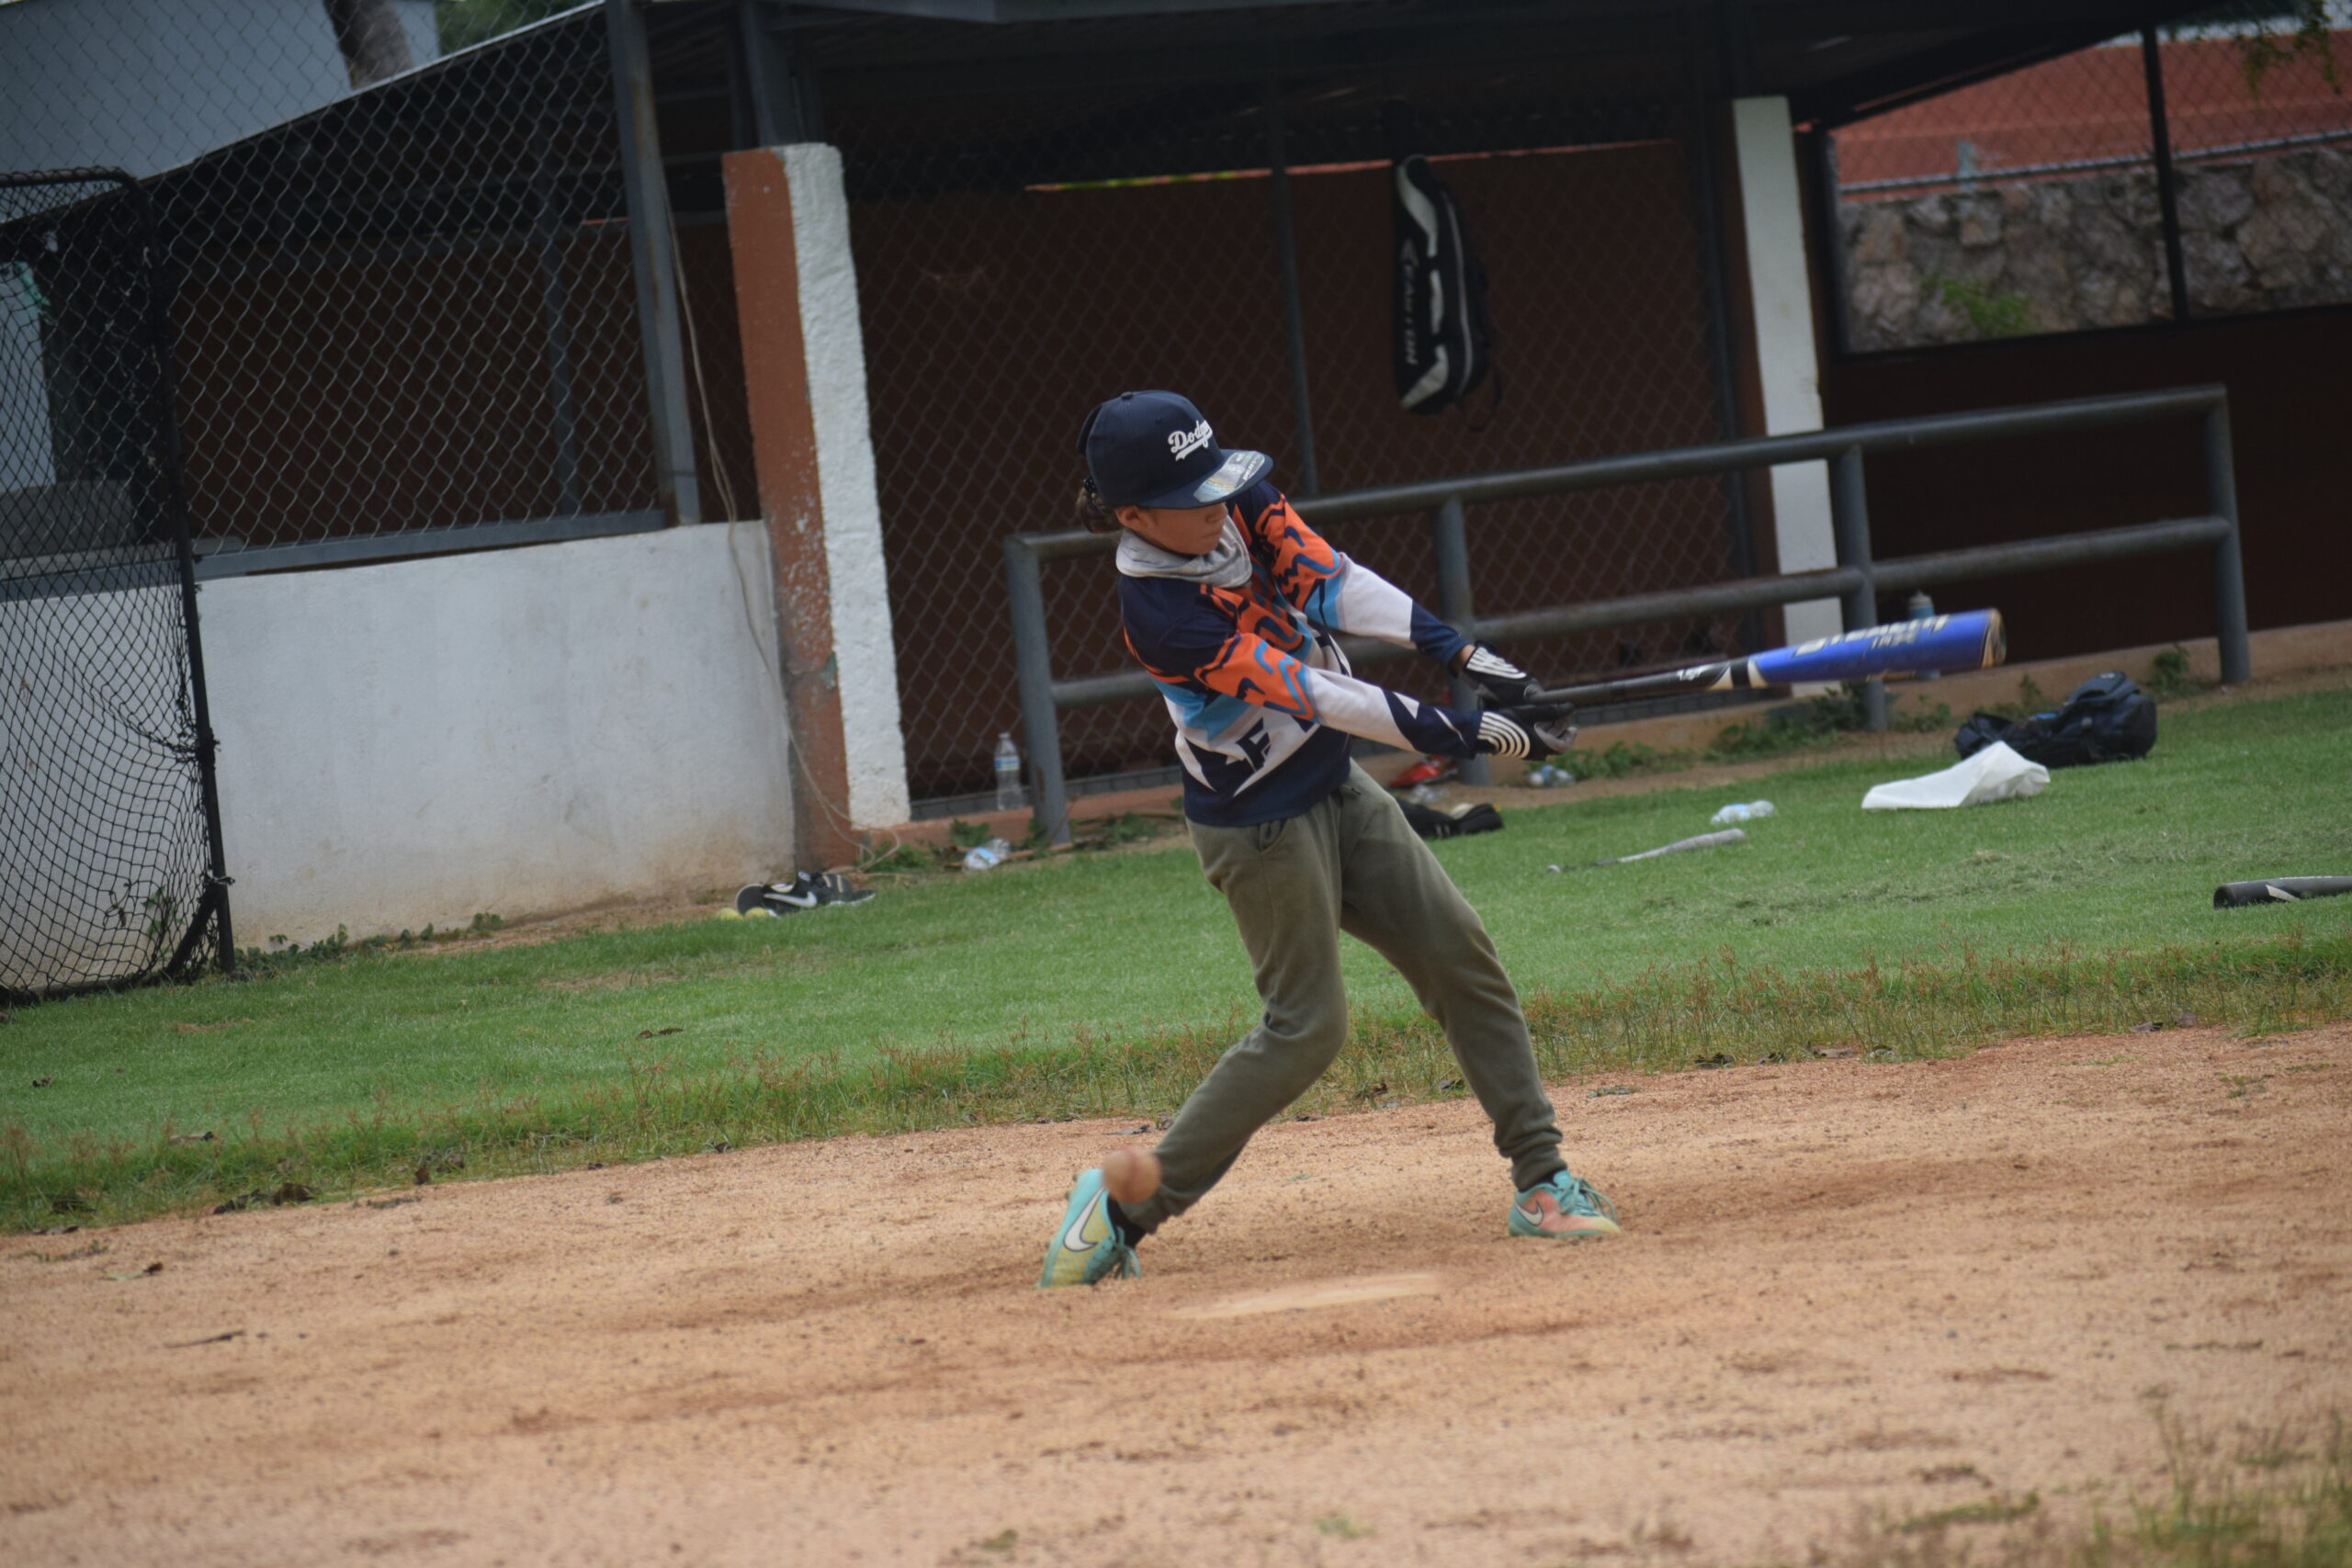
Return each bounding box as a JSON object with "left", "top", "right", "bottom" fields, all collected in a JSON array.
[{"left": 1117, "top": 479, "right": 1485, "bottom": 827}]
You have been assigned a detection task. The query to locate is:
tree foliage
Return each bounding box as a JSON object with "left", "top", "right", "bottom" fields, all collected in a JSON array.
[{"left": 437, "top": 0, "right": 583, "bottom": 54}]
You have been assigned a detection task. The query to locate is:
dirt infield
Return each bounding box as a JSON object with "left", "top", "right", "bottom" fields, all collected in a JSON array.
[{"left": 4, "top": 1025, "right": 2346, "bottom": 1567}]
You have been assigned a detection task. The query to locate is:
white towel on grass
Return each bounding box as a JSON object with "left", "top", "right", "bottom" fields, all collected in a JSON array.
[{"left": 1862, "top": 741, "right": 2049, "bottom": 810}]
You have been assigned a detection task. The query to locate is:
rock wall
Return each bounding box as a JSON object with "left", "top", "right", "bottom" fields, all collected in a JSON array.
[{"left": 1838, "top": 147, "right": 2352, "bottom": 351}]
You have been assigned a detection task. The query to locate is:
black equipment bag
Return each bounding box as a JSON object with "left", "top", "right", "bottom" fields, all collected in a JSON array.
[
  {"left": 1399, "top": 800, "right": 1505, "bottom": 840},
  {"left": 1954, "top": 671, "right": 2157, "bottom": 768},
  {"left": 1385, "top": 100, "right": 1497, "bottom": 420}
]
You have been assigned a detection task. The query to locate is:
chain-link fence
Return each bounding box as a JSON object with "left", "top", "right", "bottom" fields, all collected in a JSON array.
[
  {"left": 1828, "top": 6, "right": 2352, "bottom": 351},
  {"left": 0, "top": 1, "right": 708, "bottom": 568},
  {"left": 833, "top": 65, "right": 1748, "bottom": 803},
  {"left": 2, "top": 172, "right": 230, "bottom": 999}
]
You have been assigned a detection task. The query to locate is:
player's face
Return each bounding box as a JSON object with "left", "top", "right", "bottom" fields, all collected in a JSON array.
[{"left": 1118, "top": 500, "right": 1228, "bottom": 557}]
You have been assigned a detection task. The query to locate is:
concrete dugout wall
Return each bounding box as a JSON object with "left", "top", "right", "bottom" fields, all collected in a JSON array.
[{"left": 200, "top": 523, "right": 794, "bottom": 944}]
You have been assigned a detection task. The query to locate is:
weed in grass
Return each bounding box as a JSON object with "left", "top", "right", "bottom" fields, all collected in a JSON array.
[
  {"left": 1566, "top": 739, "right": 1697, "bottom": 780},
  {"left": 2147, "top": 646, "right": 2211, "bottom": 703},
  {"left": 1798, "top": 1406, "right": 2352, "bottom": 1568},
  {"left": 1978, "top": 673, "right": 2053, "bottom": 722},
  {"left": 859, "top": 843, "right": 937, "bottom": 876},
  {"left": 1901, "top": 1494, "right": 2041, "bottom": 1533},
  {"left": 1701, "top": 682, "right": 1950, "bottom": 764},
  {"left": 235, "top": 913, "right": 504, "bottom": 976}
]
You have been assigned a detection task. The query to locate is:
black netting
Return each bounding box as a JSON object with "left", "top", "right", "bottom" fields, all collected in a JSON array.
[
  {"left": 2154, "top": 11, "right": 2352, "bottom": 317},
  {"left": 2, "top": 173, "right": 229, "bottom": 999},
  {"left": 0, "top": 4, "right": 681, "bottom": 563},
  {"left": 832, "top": 66, "right": 1745, "bottom": 801}
]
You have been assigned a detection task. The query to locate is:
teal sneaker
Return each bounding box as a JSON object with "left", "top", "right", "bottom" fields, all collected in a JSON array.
[
  {"left": 1509, "top": 1170, "right": 1622, "bottom": 1241},
  {"left": 1037, "top": 1168, "right": 1141, "bottom": 1289}
]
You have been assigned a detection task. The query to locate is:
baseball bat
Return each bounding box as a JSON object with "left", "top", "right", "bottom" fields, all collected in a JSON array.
[
  {"left": 1529, "top": 609, "right": 2005, "bottom": 707},
  {"left": 1559, "top": 827, "right": 1747, "bottom": 871},
  {"left": 2214, "top": 875, "right": 2352, "bottom": 908}
]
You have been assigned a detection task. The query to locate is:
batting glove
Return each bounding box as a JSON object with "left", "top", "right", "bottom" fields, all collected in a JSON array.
[
  {"left": 1474, "top": 702, "right": 1578, "bottom": 761},
  {"left": 1454, "top": 642, "right": 1541, "bottom": 706}
]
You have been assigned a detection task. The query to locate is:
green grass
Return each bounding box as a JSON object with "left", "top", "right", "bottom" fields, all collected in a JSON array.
[
  {"left": 1807, "top": 1404, "right": 2351, "bottom": 1568},
  {"left": 2, "top": 685, "right": 2346, "bottom": 1228}
]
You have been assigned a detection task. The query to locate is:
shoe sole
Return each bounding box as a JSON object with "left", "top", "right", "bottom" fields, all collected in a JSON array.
[{"left": 1508, "top": 1210, "right": 1622, "bottom": 1242}]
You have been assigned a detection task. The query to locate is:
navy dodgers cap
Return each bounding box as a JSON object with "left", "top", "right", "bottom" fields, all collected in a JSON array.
[{"left": 1078, "top": 390, "right": 1271, "bottom": 511}]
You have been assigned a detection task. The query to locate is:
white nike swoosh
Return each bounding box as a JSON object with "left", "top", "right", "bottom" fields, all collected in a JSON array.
[
  {"left": 1059, "top": 1190, "right": 1106, "bottom": 1254},
  {"left": 770, "top": 891, "right": 819, "bottom": 908}
]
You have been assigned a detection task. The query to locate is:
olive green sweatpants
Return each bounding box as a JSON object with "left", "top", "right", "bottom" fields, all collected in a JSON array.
[{"left": 1117, "top": 762, "right": 1564, "bottom": 1234}]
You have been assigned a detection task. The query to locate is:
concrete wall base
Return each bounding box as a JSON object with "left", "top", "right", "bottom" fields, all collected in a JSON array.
[{"left": 204, "top": 524, "right": 795, "bottom": 944}]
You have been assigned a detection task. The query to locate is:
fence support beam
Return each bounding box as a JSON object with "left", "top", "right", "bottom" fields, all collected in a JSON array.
[
  {"left": 1264, "top": 80, "right": 1319, "bottom": 497},
  {"left": 606, "top": 0, "right": 702, "bottom": 526},
  {"left": 1430, "top": 494, "right": 1487, "bottom": 784},
  {"left": 2143, "top": 27, "right": 2192, "bottom": 325},
  {"left": 1005, "top": 539, "right": 1072, "bottom": 847},
  {"left": 2203, "top": 404, "right": 2252, "bottom": 685},
  {"left": 739, "top": 0, "right": 818, "bottom": 144},
  {"left": 1827, "top": 445, "right": 1886, "bottom": 730},
  {"left": 1683, "top": 31, "right": 1763, "bottom": 655}
]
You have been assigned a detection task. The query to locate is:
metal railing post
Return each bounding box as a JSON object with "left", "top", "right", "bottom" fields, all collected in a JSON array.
[
  {"left": 1828, "top": 445, "right": 1886, "bottom": 730},
  {"left": 1004, "top": 536, "right": 1072, "bottom": 845},
  {"left": 2203, "top": 400, "right": 2252, "bottom": 684},
  {"left": 1430, "top": 493, "right": 1489, "bottom": 784}
]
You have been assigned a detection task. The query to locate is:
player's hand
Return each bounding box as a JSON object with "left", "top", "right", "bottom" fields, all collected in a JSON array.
[
  {"left": 1453, "top": 642, "right": 1540, "bottom": 706},
  {"left": 1473, "top": 701, "right": 1577, "bottom": 761}
]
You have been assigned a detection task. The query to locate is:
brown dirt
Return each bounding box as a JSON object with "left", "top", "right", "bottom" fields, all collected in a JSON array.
[{"left": 4, "top": 1025, "right": 2346, "bottom": 1567}]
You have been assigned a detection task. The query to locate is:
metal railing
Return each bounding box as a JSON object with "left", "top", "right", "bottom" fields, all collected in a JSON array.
[{"left": 1004, "top": 385, "right": 2249, "bottom": 845}]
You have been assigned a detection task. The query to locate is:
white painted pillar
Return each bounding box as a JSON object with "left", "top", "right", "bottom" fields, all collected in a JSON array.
[
  {"left": 724, "top": 143, "right": 911, "bottom": 854},
  {"left": 1732, "top": 96, "right": 1842, "bottom": 649},
  {"left": 784, "top": 144, "right": 910, "bottom": 830}
]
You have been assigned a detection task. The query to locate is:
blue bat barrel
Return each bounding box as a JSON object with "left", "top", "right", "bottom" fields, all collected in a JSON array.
[{"left": 1749, "top": 609, "right": 2005, "bottom": 686}]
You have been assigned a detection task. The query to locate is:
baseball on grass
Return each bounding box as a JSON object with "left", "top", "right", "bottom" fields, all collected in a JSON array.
[{"left": 1101, "top": 1147, "right": 1161, "bottom": 1205}]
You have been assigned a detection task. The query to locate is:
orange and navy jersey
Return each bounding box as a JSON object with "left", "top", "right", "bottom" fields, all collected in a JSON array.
[{"left": 1118, "top": 478, "right": 1483, "bottom": 827}]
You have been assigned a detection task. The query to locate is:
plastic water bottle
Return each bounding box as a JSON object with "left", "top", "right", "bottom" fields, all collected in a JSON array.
[
  {"left": 962, "top": 837, "right": 1012, "bottom": 872},
  {"left": 1908, "top": 591, "right": 1940, "bottom": 679},
  {"left": 993, "top": 732, "right": 1026, "bottom": 812},
  {"left": 1527, "top": 762, "right": 1575, "bottom": 788},
  {"left": 1709, "top": 799, "right": 1777, "bottom": 826}
]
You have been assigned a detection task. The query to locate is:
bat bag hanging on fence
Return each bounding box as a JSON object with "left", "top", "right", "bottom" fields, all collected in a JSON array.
[{"left": 1385, "top": 99, "right": 1498, "bottom": 422}]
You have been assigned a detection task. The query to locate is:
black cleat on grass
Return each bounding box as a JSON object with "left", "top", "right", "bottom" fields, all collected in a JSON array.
[{"left": 734, "top": 873, "right": 876, "bottom": 916}]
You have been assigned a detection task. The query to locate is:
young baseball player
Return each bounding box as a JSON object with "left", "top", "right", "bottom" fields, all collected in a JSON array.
[{"left": 1039, "top": 390, "right": 1621, "bottom": 1289}]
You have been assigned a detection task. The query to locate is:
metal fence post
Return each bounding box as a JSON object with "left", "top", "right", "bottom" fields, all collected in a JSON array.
[
  {"left": 606, "top": 0, "right": 704, "bottom": 526},
  {"left": 1430, "top": 493, "right": 1490, "bottom": 784},
  {"left": 1827, "top": 445, "right": 1886, "bottom": 730},
  {"left": 138, "top": 176, "right": 237, "bottom": 975},
  {"left": 1264, "top": 80, "right": 1319, "bottom": 497},
  {"left": 2203, "top": 400, "right": 2252, "bottom": 685},
  {"left": 1004, "top": 537, "right": 1073, "bottom": 845},
  {"left": 2143, "top": 27, "right": 2192, "bottom": 325}
]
